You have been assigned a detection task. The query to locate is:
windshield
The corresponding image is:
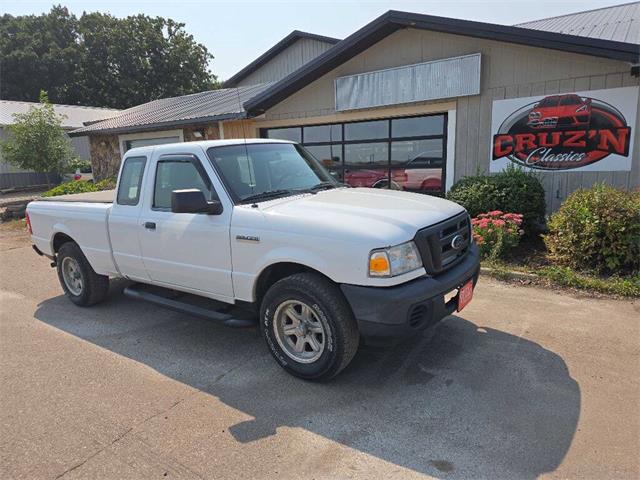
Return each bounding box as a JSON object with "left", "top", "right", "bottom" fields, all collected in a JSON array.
[
  {"left": 559, "top": 95, "right": 582, "bottom": 106},
  {"left": 207, "top": 142, "right": 339, "bottom": 203},
  {"left": 537, "top": 96, "right": 559, "bottom": 107}
]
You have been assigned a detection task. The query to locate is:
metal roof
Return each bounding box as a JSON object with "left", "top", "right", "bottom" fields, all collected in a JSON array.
[
  {"left": 224, "top": 31, "right": 341, "bottom": 87},
  {"left": 69, "top": 83, "right": 273, "bottom": 137},
  {"left": 516, "top": 2, "right": 640, "bottom": 44},
  {"left": 0, "top": 100, "right": 119, "bottom": 129},
  {"left": 245, "top": 10, "right": 640, "bottom": 115}
]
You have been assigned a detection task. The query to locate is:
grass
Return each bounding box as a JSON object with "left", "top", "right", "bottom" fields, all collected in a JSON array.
[{"left": 482, "top": 234, "right": 640, "bottom": 298}]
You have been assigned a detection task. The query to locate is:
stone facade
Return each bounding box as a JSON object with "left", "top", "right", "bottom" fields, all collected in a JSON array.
[{"left": 88, "top": 135, "right": 120, "bottom": 180}]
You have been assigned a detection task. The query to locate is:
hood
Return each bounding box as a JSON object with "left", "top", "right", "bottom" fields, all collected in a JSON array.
[{"left": 255, "top": 187, "right": 465, "bottom": 246}]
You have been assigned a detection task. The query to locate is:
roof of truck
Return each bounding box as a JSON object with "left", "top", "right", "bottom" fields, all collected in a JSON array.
[{"left": 123, "top": 138, "right": 295, "bottom": 155}]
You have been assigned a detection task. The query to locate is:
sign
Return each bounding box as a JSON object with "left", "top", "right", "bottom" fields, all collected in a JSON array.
[{"left": 490, "top": 86, "right": 637, "bottom": 172}]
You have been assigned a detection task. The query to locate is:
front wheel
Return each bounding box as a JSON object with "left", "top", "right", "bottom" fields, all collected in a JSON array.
[{"left": 260, "top": 273, "right": 359, "bottom": 381}]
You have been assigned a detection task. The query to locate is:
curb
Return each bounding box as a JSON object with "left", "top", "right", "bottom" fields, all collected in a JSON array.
[{"left": 480, "top": 266, "right": 538, "bottom": 281}]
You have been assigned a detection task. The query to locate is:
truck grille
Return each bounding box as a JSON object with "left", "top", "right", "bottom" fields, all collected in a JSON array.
[{"left": 414, "top": 212, "right": 471, "bottom": 275}]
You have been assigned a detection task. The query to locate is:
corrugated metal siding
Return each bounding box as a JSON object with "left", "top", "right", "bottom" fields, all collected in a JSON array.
[
  {"left": 516, "top": 2, "right": 640, "bottom": 43},
  {"left": 335, "top": 54, "right": 481, "bottom": 111},
  {"left": 70, "top": 137, "right": 91, "bottom": 160},
  {"left": 258, "top": 28, "right": 639, "bottom": 211},
  {"left": 237, "top": 38, "right": 337, "bottom": 86}
]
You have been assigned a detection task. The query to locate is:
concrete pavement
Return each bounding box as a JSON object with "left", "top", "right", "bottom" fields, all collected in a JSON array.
[{"left": 1, "top": 229, "right": 638, "bottom": 479}]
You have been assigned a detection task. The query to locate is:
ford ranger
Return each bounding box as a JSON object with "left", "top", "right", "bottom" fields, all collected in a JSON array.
[{"left": 26, "top": 139, "right": 480, "bottom": 380}]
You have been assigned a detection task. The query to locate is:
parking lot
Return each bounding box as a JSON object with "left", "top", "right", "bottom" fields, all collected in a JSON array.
[{"left": 1, "top": 226, "right": 638, "bottom": 479}]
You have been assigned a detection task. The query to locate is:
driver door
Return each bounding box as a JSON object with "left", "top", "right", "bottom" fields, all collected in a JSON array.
[{"left": 139, "top": 153, "right": 234, "bottom": 301}]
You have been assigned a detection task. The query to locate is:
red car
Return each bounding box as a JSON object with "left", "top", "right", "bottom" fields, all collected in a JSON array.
[
  {"left": 344, "top": 169, "right": 407, "bottom": 189},
  {"left": 527, "top": 94, "right": 591, "bottom": 129}
]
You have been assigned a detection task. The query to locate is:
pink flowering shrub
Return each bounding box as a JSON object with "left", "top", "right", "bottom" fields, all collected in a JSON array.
[{"left": 471, "top": 211, "right": 524, "bottom": 259}]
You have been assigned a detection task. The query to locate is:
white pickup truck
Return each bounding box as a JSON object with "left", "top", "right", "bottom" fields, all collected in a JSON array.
[{"left": 27, "top": 139, "right": 479, "bottom": 380}]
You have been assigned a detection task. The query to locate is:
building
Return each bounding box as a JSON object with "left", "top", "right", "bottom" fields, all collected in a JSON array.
[
  {"left": 71, "top": 3, "right": 640, "bottom": 211},
  {"left": 0, "top": 100, "right": 119, "bottom": 189}
]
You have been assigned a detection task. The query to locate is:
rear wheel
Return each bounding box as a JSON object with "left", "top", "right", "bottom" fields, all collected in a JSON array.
[
  {"left": 260, "top": 273, "right": 359, "bottom": 381},
  {"left": 57, "top": 242, "right": 109, "bottom": 307}
]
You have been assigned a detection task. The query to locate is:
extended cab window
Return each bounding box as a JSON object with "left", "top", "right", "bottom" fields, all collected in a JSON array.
[
  {"left": 117, "top": 156, "right": 146, "bottom": 206},
  {"left": 153, "top": 157, "right": 217, "bottom": 209}
]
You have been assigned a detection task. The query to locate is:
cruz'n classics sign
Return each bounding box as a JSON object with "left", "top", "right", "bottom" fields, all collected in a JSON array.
[{"left": 490, "top": 86, "right": 637, "bottom": 172}]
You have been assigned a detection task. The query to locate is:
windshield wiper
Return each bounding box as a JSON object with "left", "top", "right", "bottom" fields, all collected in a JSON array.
[
  {"left": 299, "top": 182, "right": 338, "bottom": 194},
  {"left": 240, "top": 189, "right": 294, "bottom": 204}
]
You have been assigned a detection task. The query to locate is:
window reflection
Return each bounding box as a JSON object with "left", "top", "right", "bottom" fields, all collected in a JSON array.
[{"left": 262, "top": 114, "right": 447, "bottom": 194}]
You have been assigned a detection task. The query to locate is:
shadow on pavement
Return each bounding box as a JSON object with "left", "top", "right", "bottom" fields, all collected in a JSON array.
[{"left": 34, "top": 286, "right": 580, "bottom": 479}]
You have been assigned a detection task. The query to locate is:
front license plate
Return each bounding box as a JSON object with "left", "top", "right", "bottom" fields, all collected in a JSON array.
[{"left": 457, "top": 280, "right": 474, "bottom": 312}]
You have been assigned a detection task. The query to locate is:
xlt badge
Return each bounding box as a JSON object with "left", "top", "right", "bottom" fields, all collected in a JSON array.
[{"left": 236, "top": 235, "right": 260, "bottom": 243}]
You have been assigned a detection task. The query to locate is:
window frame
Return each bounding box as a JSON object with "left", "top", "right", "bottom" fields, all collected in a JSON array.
[
  {"left": 116, "top": 156, "right": 147, "bottom": 206},
  {"left": 260, "top": 113, "right": 448, "bottom": 195},
  {"left": 151, "top": 153, "right": 216, "bottom": 212}
]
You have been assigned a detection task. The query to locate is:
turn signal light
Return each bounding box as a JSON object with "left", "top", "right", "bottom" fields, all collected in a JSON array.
[{"left": 369, "top": 252, "right": 390, "bottom": 276}]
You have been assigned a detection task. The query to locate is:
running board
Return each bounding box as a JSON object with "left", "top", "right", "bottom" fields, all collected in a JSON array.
[{"left": 123, "top": 284, "right": 256, "bottom": 328}]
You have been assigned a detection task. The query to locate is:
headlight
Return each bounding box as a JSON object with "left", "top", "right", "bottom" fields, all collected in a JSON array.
[{"left": 369, "top": 241, "right": 422, "bottom": 277}]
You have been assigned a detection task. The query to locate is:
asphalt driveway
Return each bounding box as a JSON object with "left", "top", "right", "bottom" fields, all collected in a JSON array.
[{"left": 1, "top": 228, "right": 638, "bottom": 479}]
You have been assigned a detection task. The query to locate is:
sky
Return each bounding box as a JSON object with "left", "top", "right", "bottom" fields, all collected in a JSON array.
[{"left": 2, "top": 0, "right": 629, "bottom": 81}]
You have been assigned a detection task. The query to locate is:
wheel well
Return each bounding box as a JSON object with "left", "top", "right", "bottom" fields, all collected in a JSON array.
[
  {"left": 52, "top": 233, "right": 75, "bottom": 253},
  {"left": 254, "top": 262, "right": 320, "bottom": 305}
]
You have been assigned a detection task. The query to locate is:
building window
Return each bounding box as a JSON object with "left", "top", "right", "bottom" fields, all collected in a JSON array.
[
  {"left": 125, "top": 136, "right": 180, "bottom": 151},
  {"left": 262, "top": 113, "right": 447, "bottom": 194}
]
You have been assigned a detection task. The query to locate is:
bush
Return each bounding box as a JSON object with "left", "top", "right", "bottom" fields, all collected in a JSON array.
[
  {"left": 544, "top": 184, "right": 640, "bottom": 274},
  {"left": 448, "top": 165, "right": 546, "bottom": 231},
  {"left": 41, "top": 177, "right": 116, "bottom": 197},
  {"left": 472, "top": 211, "right": 524, "bottom": 259},
  {"left": 41, "top": 181, "right": 98, "bottom": 197},
  {"left": 94, "top": 177, "right": 117, "bottom": 190}
]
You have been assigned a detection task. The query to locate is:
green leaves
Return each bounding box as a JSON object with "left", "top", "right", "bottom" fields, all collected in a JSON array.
[
  {"left": 0, "top": 7, "right": 217, "bottom": 108},
  {"left": 544, "top": 184, "right": 640, "bottom": 274},
  {"left": 0, "top": 92, "right": 77, "bottom": 174},
  {"left": 41, "top": 177, "right": 116, "bottom": 197},
  {"left": 447, "top": 165, "right": 546, "bottom": 232}
]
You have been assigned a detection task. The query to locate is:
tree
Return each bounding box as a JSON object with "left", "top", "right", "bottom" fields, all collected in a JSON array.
[
  {"left": 0, "top": 6, "right": 218, "bottom": 109},
  {"left": 0, "top": 91, "right": 77, "bottom": 174}
]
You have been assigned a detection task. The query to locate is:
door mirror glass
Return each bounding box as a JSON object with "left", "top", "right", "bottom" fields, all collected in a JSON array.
[{"left": 171, "top": 189, "right": 223, "bottom": 215}]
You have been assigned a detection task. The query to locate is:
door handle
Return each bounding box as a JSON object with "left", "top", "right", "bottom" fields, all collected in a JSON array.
[{"left": 144, "top": 222, "right": 156, "bottom": 230}]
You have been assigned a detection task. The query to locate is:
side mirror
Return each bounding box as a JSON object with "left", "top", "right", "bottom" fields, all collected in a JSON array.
[{"left": 171, "top": 189, "right": 223, "bottom": 215}]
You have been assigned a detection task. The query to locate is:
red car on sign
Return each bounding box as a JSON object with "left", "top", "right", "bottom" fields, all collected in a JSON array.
[{"left": 527, "top": 94, "right": 592, "bottom": 129}]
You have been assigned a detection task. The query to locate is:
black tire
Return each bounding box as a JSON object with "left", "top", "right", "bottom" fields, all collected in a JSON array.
[
  {"left": 56, "top": 242, "right": 110, "bottom": 307},
  {"left": 260, "top": 272, "right": 359, "bottom": 381}
]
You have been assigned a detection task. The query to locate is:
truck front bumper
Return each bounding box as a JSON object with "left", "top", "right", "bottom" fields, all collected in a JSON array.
[{"left": 340, "top": 244, "right": 480, "bottom": 345}]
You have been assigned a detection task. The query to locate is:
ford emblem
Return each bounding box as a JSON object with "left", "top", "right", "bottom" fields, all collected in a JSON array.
[{"left": 451, "top": 234, "right": 465, "bottom": 250}]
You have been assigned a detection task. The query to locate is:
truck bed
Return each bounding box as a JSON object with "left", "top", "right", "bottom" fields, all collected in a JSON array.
[
  {"left": 28, "top": 191, "right": 118, "bottom": 277},
  {"left": 36, "top": 189, "right": 115, "bottom": 203}
]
